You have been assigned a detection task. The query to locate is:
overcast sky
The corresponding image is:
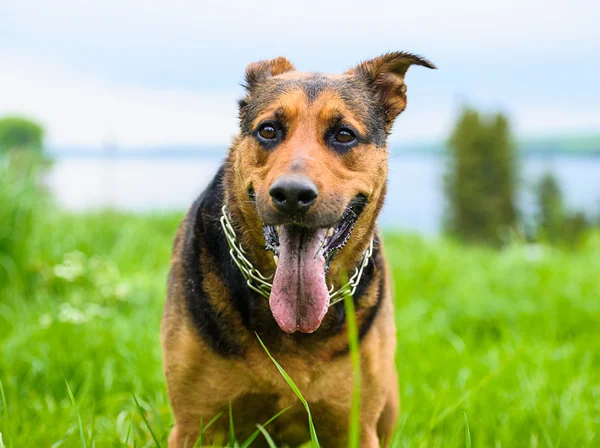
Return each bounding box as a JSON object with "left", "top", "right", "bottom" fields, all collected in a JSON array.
[{"left": 1, "top": 0, "right": 599, "bottom": 148}]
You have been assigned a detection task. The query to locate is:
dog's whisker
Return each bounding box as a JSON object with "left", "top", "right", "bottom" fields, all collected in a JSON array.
[{"left": 387, "top": 151, "right": 407, "bottom": 161}]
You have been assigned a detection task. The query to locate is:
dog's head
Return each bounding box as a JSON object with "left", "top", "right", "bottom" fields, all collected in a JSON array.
[{"left": 227, "top": 52, "right": 435, "bottom": 334}]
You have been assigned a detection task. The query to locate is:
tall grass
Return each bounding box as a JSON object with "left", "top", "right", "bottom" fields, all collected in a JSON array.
[
  {"left": 1, "top": 160, "right": 599, "bottom": 445},
  {"left": 0, "top": 380, "right": 11, "bottom": 448},
  {"left": 65, "top": 380, "right": 87, "bottom": 448},
  {"left": 0, "top": 152, "right": 49, "bottom": 290}
]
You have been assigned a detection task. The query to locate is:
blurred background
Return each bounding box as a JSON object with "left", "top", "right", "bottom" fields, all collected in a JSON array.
[
  {"left": 1, "top": 1, "right": 599, "bottom": 446},
  {"left": 2, "top": 0, "right": 599, "bottom": 234}
]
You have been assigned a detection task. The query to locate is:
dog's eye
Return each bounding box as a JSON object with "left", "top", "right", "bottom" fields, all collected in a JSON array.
[
  {"left": 258, "top": 125, "right": 277, "bottom": 140},
  {"left": 335, "top": 128, "right": 355, "bottom": 144}
]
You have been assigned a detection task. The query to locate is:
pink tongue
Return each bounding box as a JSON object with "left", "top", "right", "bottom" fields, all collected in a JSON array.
[{"left": 270, "top": 227, "right": 330, "bottom": 333}]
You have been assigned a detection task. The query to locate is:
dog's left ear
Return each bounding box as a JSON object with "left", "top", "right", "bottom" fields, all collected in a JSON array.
[
  {"left": 244, "top": 56, "right": 296, "bottom": 92},
  {"left": 239, "top": 57, "right": 295, "bottom": 115},
  {"left": 347, "top": 52, "right": 436, "bottom": 127}
]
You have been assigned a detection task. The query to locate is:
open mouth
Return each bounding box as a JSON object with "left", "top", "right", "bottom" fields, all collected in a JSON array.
[
  {"left": 263, "top": 196, "right": 367, "bottom": 269},
  {"left": 261, "top": 196, "right": 367, "bottom": 334}
]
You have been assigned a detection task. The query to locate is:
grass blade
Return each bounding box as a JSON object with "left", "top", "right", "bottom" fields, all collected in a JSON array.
[
  {"left": 240, "top": 406, "right": 292, "bottom": 448},
  {"left": 124, "top": 415, "right": 133, "bottom": 446},
  {"left": 256, "top": 333, "right": 320, "bottom": 447},
  {"left": 132, "top": 395, "right": 161, "bottom": 448},
  {"left": 193, "top": 411, "right": 224, "bottom": 448},
  {"left": 464, "top": 412, "right": 472, "bottom": 448},
  {"left": 0, "top": 380, "right": 12, "bottom": 448},
  {"left": 50, "top": 427, "right": 77, "bottom": 448},
  {"left": 343, "top": 278, "right": 361, "bottom": 448},
  {"left": 255, "top": 424, "right": 277, "bottom": 448},
  {"left": 65, "top": 380, "right": 87, "bottom": 448},
  {"left": 191, "top": 415, "right": 202, "bottom": 448},
  {"left": 228, "top": 401, "right": 238, "bottom": 447},
  {"left": 202, "top": 411, "right": 223, "bottom": 432}
]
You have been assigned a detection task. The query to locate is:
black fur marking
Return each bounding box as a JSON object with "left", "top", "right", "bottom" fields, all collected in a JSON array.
[
  {"left": 352, "top": 237, "right": 379, "bottom": 304},
  {"left": 325, "top": 235, "right": 381, "bottom": 343},
  {"left": 331, "top": 238, "right": 384, "bottom": 358},
  {"left": 239, "top": 80, "right": 291, "bottom": 135},
  {"left": 179, "top": 166, "right": 253, "bottom": 356},
  {"left": 303, "top": 73, "right": 328, "bottom": 102},
  {"left": 356, "top": 250, "right": 384, "bottom": 340},
  {"left": 331, "top": 77, "right": 388, "bottom": 147}
]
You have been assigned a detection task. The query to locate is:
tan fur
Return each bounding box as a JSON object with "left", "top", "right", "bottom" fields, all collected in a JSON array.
[{"left": 163, "top": 234, "right": 397, "bottom": 447}]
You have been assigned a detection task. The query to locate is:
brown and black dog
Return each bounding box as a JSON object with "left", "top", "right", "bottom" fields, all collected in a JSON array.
[{"left": 161, "top": 52, "right": 435, "bottom": 447}]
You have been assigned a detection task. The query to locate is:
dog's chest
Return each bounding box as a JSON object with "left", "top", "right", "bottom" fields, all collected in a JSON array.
[{"left": 243, "top": 345, "right": 353, "bottom": 402}]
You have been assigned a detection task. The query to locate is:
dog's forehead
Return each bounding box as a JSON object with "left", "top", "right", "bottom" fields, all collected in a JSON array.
[
  {"left": 266, "top": 71, "right": 365, "bottom": 101},
  {"left": 275, "top": 71, "right": 345, "bottom": 81},
  {"left": 241, "top": 72, "right": 384, "bottom": 141}
]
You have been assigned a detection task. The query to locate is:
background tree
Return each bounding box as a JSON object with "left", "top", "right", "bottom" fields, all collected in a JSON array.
[
  {"left": 0, "top": 117, "right": 48, "bottom": 289},
  {"left": 562, "top": 212, "right": 588, "bottom": 249},
  {"left": 444, "top": 107, "right": 518, "bottom": 246},
  {"left": 535, "top": 172, "right": 564, "bottom": 243},
  {"left": 0, "top": 116, "right": 44, "bottom": 152},
  {"left": 534, "top": 171, "right": 589, "bottom": 248}
]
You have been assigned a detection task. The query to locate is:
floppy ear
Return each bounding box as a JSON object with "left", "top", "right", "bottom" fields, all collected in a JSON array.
[
  {"left": 347, "top": 52, "right": 436, "bottom": 127},
  {"left": 243, "top": 56, "right": 295, "bottom": 92}
]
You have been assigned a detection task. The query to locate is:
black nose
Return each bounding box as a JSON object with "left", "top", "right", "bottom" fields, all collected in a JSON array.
[{"left": 269, "top": 176, "right": 318, "bottom": 214}]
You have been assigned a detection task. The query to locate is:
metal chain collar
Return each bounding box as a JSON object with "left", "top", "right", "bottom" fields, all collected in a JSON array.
[{"left": 220, "top": 205, "right": 374, "bottom": 307}]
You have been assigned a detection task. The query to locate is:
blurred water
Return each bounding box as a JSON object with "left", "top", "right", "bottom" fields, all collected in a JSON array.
[{"left": 47, "top": 154, "right": 600, "bottom": 234}]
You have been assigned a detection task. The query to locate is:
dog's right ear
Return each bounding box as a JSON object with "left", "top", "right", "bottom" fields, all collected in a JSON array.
[
  {"left": 347, "top": 52, "right": 436, "bottom": 128},
  {"left": 243, "top": 57, "right": 295, "bottom": 92}
]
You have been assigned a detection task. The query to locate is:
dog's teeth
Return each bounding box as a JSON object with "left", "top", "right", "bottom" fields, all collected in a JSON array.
[
  {"left": 273, "top": 255, "right": 279, "bottom": 266},
  {"left": 326, "top": 227, "right": 334, "bottom": 237},
  {"left": 276, "top": 226, "right": 281, "bottom": 233}
]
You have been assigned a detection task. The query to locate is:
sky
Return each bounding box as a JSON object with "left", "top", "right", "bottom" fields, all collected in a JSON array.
[{"left": 0, "top": 0, "right": 599, "bottom": 149}]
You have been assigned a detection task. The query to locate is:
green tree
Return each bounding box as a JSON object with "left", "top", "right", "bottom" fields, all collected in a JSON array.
[
  {"left": 535, "top": 172, "right": 564, "bottom": 243},
  {"left": 562, "top": 212, "right": 588, "bottom": 250},
  {"left": 535, "top": 172, "right": 588, "bottom": 248},
  {"left": 0, "top": 116, "right": 44, "bottom": 152},
  {"left": 444, "top": 107, "right": 518, "bottom": 246},
  {"left": 0, "top": 117, "right": 49, "bottom": 288}
]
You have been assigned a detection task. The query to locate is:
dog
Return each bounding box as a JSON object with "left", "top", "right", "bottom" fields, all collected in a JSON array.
[{"left": 161, "top": 52, "right": 435, "bottom": 447}]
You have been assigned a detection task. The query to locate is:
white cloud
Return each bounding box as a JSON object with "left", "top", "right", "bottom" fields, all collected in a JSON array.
[
  {"left": 3, "top": 0, "right": 599, "bottom": 51},
  {"left": 0, "top": 55, "right": 240, "bottom": 147},
  {"left": 514, "top": 106, "right": 600, "bottom": 136}
]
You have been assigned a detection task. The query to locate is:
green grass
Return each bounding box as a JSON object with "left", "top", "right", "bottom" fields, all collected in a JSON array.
[{"left": 1, "top": 202, "right": 600, "bottom": 446}]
